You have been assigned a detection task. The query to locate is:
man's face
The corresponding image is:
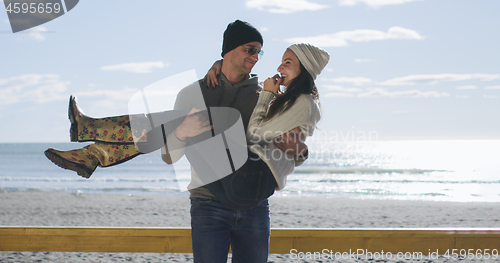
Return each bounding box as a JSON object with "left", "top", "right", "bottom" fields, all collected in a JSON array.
[{"left": 225, "top": 41, "right": 262, "bottom": 74}]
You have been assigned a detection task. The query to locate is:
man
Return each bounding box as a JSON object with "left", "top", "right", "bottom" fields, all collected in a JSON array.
[{"left": 162, "top": 20, "right": 307, "bottom": 262}]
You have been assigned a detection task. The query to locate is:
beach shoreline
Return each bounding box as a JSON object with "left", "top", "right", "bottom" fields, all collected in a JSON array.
[
  {"left": 2, "top": 192, "right": 499, "bottom": 228},
  {"left": 1, "top": 192, "right": 499, "bottom": 262}
]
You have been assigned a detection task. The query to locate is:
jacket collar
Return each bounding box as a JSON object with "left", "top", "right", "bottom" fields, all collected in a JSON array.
[{"left": 218, "top": 72, "right": 258, "bottom": 89}]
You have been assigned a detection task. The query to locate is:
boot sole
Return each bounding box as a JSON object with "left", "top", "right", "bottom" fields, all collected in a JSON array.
[
  {"left": 44, "top": 149, "right": 95, "bottom": 179},
  {"left": 68, "top": 96, "right": 78, "bottom": 142}
]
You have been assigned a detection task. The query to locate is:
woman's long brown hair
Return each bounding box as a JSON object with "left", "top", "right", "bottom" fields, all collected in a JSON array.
[{"left": 265, "top": 63, "right": 318, "bottom": 120}]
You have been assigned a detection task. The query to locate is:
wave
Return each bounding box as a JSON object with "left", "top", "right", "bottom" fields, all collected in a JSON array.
[
  {"left": 287, "top": 178, "right": 500, "bottom": 184},
  {"left": 295, "top": 167, "right": 449, "bottom": 174},
  {"left": 0, "top": 176, "right": 187, "bottom": 183},
  {"left": 2, "top": 174, "right": 500, "bottom": 185},
  {"left": 0, "top": 186, "right": 186, "bottom": 194}
]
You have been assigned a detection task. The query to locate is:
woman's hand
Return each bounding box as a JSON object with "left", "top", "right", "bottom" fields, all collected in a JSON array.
[
  {"left": 263, "top": 74, "right": 283, "bottom": 94},
  {"left": 203, "top": 60, "right": 222, "bottom": 88}
]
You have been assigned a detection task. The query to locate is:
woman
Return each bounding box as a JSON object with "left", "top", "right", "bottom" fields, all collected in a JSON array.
[{"left": 205, "top": 43, "right": 329, "bottom": 190}]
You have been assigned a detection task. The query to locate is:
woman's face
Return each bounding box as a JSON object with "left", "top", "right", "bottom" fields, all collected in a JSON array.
[{"left": 277, "top": 49, "right": 301, "bottom": 86}]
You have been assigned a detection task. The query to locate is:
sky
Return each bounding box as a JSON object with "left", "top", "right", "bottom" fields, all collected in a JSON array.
[{"left": 1, "top": 0, "right": 499, "bottom": 143}]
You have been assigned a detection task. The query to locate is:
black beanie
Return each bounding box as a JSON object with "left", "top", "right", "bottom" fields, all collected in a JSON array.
[{"left": 221, "top": 20, "right": 263, "bottom": 58}]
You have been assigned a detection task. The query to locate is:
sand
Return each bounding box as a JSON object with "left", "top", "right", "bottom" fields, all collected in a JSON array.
[{"left": 1, "top": 192, "right": 499, "bottom": 262}]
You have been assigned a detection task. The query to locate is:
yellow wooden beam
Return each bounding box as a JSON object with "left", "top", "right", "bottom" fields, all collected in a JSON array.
[
  {"left": 1, "top": 227, "right": 499, "bottom": 254},
  {"left": 0, "top": 227, "right": 193, "bottom": 253},
  {"left": 269, "top": 228, "right": 500, "bottom": 255}
]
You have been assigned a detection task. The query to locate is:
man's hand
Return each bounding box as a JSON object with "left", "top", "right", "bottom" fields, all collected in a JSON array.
[
  {"left": 273, "top": 127, "right": 307, "bottom": 156},
  {"left": 174, "top": 108, "right": 213, "bottom": 141}
]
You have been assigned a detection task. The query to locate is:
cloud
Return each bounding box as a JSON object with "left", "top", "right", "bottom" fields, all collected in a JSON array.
[
  {"left": 321, "top": 73, "right": 500, "bottom": 99},
  {"left": 245, "top": 0, "right": 328, "bottom": 13},
  {"left": 284, "top": 27, "right": 423, "bottom": 47},
  {"left": 456, "top": 85, "right": 478, "bottom": 90},
  {"left": 380, "top": 73, "right": 500, "bottom": 86},
  {"left": 483, "top": 95, "right": 497, "bottom": 99},
  {"left": 0, "top": 74, "right": 69, "bottom": 105},
  {"left": 324, "top": 92, "right": 355, "bottom": 98},
  {"left": 0, "top": 74, "right": 142, "bottom": 107},
  {"left": 324, "top": 85, "right": 363, "bottom": 92},
  {"left": 354, "top": 59, "right": 371, "bottom": 63},
  {"left": 339, "top": 0, "right": 423, "bottom": 8},
  {"left": 100, "top": 61, "right": 168, "bottom": 73},
  {"left": 485, "top": 85, "right": 500, "bottom": 90},
  {"left": 323, "top": 85, "right": 362, "bottom": 97},
  {"left": 28, "top": 26, "right": 48, "bottom": 41},
  {"left": 358, "top": 88, "right": 450, "bottom": 98},
  {"left": 328, "top": 77, "right": 373, "bottom": 86},
  {"left": 75, "top": 88, "right": 140, "bottom": 102}
]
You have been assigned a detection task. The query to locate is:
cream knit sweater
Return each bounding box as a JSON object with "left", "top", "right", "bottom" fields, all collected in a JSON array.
[{"left": 247, "top": 90, "right": 321, "bottom": 190}]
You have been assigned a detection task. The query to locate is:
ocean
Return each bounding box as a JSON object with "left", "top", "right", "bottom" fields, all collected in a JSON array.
[{"left": 1, "top": 140, "right": 499, "bottom": 202}]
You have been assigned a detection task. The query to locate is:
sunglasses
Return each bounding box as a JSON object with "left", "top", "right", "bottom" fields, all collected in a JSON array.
[{"left": 243, "top": 45, "right": 264, "bottom": 60}]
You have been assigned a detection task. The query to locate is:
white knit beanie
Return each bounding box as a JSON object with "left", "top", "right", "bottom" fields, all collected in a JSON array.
[{"left": 288, "top": 43, "right": 330, "bottom": 80}]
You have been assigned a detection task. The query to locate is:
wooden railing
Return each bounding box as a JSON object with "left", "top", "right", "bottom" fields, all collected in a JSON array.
[{"left": 1, "top": 227, "right": 499, "bottom": 257}]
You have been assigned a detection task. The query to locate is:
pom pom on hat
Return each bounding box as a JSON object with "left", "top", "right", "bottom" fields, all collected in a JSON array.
[
  {"left": 222, "top": 20, "right": 263, "bottom": 57},
  {"left": 287, "top": 43, "right": 330, "bottom": 80}
]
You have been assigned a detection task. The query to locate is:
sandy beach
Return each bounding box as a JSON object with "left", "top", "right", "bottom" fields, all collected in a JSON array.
[{"left": 1, "top": 192, "right": 499, "bottom": 262}]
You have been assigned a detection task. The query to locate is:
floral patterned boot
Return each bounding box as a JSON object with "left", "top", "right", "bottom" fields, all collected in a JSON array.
[
  {"left": 44, "top": 142, "right": 141, "bottom": 178},
  {"left": 68, "top": 96, "right": 148, "bottom": 144}
]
